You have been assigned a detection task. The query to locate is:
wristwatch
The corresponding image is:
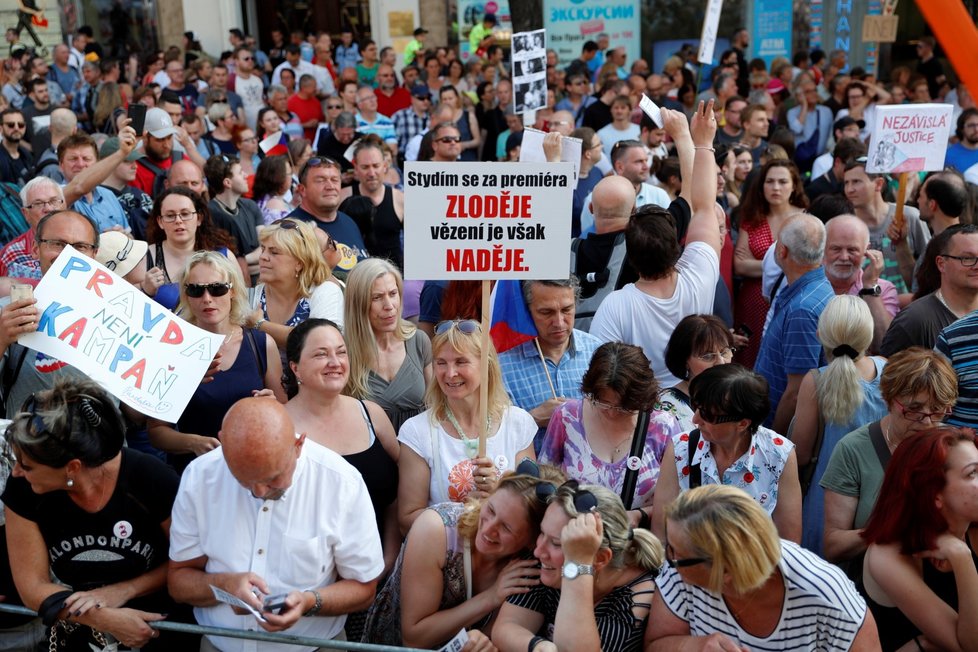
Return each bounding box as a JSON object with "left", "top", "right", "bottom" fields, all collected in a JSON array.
[
  {"left": 562, "top": 561, "right": 594, "bottom": 580},
  {"left": 255, "top": 318, "right": 268, "bottom": 331},
  {"left": 858, "top": 284, "right": 881, "bottom": 297}
]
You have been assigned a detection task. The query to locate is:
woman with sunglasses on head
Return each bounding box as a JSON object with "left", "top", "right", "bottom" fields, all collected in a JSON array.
[
  {"left": 344, "top": 259, "right": 433, "bottom": 433},
  {"left": 397, "top": 319, "right": 537, "bottom": 533},
  {"left": 492, "top": 480, "right": 665, "bottom": 652},
  {"left": 363, "top": 465, "right": 561, "bottom": 648},
  {"left": 659, "top": 315, "right": 737, "bottom": 432},
  {"left": 821, "top": 347, "right": 957, "bottom": 570},
  {"left": 861, "top": 428, "right": 978, "bottom": 652},
  {"left": 145, "top": 186, "right": 236, "bottom": 311},
  {"left": 539, "top": 342, "right": 681, "bottom": 528},
  {"left": 645, "top": 485, "right": 880, "bottom": 651},
  {"left": 245, "top": 218, "right": 343, "bottom": 358},
  {"left": 147, "top": 252, "right": 285, "bottom": 471},
  {"left": 3, "top": 378, "right": 198, "bottom": 650},
  {"left": 652, "top": 364, "right": 803, "bottom": 543}
]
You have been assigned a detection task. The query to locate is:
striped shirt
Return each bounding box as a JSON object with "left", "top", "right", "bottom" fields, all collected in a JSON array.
[
  {"left": 656, "top": 540, "right": 866, "bottom": 651},
  {"left": 936, "top": 311, "right": 978, "bottom": 428}
]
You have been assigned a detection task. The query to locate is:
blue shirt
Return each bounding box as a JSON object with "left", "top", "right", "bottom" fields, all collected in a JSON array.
[
  {"left": 944, "top": 143, "right": 978, "bottom": 173},
  {"left": 289, "top": 206, "right": 368, "bottom": 272},
  {"left": 755, "top": 267, "right": 833, "bottom": 426},
  {"left": 71, "top": 186, "right": 131, "bottom": 233},
  {"left": 936, "top": 311, "right": 978, "bottom": 428},
  {"left": 499, "top": 329, "right": 600, "bottom": 449}
]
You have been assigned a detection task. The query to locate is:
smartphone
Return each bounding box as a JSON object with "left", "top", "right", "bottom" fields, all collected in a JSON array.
[
  {"left": 10, "top": 284, "right": 32, "bottom": 304},
  {"left": 127, "top": 103, "right": 147, "bottom": 136},
  {"left": 262, "top": 593, "right": 289, "bottom": 615}
]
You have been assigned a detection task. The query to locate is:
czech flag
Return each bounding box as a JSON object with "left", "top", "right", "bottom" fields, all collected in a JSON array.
[
  {"left": 259, "top": 132, "right": 289, "bottom": 157},
  {"left": 489, "top": 280, "right": 538, "bottom": 353}
]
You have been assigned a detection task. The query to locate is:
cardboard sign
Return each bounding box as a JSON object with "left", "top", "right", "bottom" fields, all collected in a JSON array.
[
  {"left": 19, "top": 247, "right": 224, "bottom": 422},
  {"left": 862, "top": 15, "right": 899, "bottom": 43},
  {"left": 403, "top": 162, "right": 574, "bottom": 281},
  {"left": 518, "top": 127, "right": 582, "bottom": 186},
  {"left": 866, "top": 103, "right": 954, "bottom": 174},
  {"left": 697, "top": 0, "right": 725, "bottom": 64}
]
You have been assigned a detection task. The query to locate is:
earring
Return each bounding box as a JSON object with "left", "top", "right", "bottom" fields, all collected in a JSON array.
[
  {"left": 66, "top": 477, "right": 74, "bottom": 488},
  {"left": 296, "top": 378, "right": 302, "bottom": 385}
]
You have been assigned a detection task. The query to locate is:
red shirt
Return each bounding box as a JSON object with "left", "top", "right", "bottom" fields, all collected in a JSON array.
[
  {"left": 288, "top": 93, "right": 325, "bottom": 142},
  {"left": 375, "top": 87, "right": 411, "bottom": 118},
  {"left": 130, "top": 156, "right": 174, "bottom": 194}
]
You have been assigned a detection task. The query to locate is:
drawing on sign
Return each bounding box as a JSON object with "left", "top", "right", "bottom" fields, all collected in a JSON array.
[{"left": 512, "top": 28, "right": 548, "bottom": 114}]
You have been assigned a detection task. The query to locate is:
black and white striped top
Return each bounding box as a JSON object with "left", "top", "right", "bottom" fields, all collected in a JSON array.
[{"left": 656, "top": 540, "right": 866, "bottom": 651}]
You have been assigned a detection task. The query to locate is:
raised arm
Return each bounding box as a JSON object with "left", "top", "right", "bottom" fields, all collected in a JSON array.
[
  {"left": 683, "top": 101, "right": 721, "bottom": 256},
  {"left": 661, "top": 109, "right": 693, "bottom": 204}
]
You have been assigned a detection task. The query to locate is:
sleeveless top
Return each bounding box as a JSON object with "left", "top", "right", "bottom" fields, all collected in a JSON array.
[
  {"left": 365, "top": 330, "right": 431, "bottom": 433},
  {"left": 456, "top": 110, "right": 478, "bottom": 162},
  {"left": 352, "top": 182, "right": 403, "bottom": 269},
  {"left": 342, "top": 400, "right": 399, "bottom": 535}
]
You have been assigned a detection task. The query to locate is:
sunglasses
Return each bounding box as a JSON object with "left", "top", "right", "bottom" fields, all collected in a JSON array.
[
  {"left": 664, "top": 521, "right": 711, "bottom": 569},
  {"left": 185, "top": 282, "right": 233, "bottom": 298},
  {"left": 691, "top": 402, "right": 742, "bottom": 424},
  {"left": 272, "top": 218, "right": 301, "bottom": 231},
  {"left": 436, "top": 136, "right": 461, "bottom": 143},
  {"left": 517, "top": 460, "right": 599, "bottom": 513},
  {"left": 300, "top": 156, "right": 341, "bottom": 179},
  {"left": 3, "top": 122, "right": 25, "bottom": 128},
  {"left": 434, "top": 319, "right": 479, "bottom": 335},
  {"left": 326, "top": 104, "right": 342, "bottom": 109}
]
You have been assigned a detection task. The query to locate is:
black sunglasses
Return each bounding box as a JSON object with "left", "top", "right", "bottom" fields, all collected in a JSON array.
[
  {"left": 664, "top": 521, "right": 711, "bottom": 569},
  {"left": 271, "top": 218, "right": 301, "bottom": 231},
  {"left": 300, "top": 156, "right": 341, "bottom": 180},
  {"left": 518, "top": 460, "right": 598, "bottom": 513},
  {"left": 434, "top": 319, "right": 479, "bottom": 336},
  {"left": 690, "top": 402, "right": 742, "bottom": 424},
  {"left": 185, "top": 282, "right": 232, "bottom": 298}
]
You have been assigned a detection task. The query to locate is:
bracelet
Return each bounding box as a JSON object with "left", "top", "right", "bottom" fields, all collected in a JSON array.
[
  {"left": 914, "top": 636, "right": 924, "bottom": 652},
  {"left": 302, "top": 589, "right": 322, "bottom": 617},
  {"left": 528, "top": 635, "right": 545, "bottom": 652},
  {"left": 636, "top": 508, "right": 651, "bottom": 530},
  {"left": 254, "top": 318, "right": 267, "bottom": 332},
  {"left": 693, "top": 146, "right": 716, "bottom": 152}
]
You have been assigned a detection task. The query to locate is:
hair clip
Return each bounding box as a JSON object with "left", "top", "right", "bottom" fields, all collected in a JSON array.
[{"left": 78, "top": 398, "right": 102, "bottom": 428}]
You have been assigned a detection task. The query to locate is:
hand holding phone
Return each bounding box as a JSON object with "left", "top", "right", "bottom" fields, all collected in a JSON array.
[
  {"left": 128, "top": 103, "right": 147, "bottom": 136},
  {"left": 10, "top": 284, "right": 33, "bottom": 304},
  {"left": 262, "top": 593, "right": 289, "bottom": 615}
]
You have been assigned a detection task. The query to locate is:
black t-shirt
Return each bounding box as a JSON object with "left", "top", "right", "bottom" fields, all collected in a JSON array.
[
  {"left": 582, "top": 99, "right": 613, "bottom": 132},
  {"left": 103, "top": 184, "right": 154, "bottom": 241},
  {"left": 289, "top": 205, "right": 369, "bottom": 263},
  {"left": 2, "top": 448, "right": 178, "bottom": 595},
  {"left": 0, "top": 146, "right": 32, "bottom": 185},
  {"left": 209, "top": 197, "right": 263, "bottom": 258}
]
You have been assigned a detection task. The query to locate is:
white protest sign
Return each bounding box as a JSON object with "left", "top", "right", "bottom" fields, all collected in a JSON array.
[
  {"left": 403, "top": 162, "right": 574, "bottom": 281},
  {"left": 866, "top": 103, "right": 954, "bottom": 174},
  {"left": 697, "top": 0, "right": 725, "bottom": 64},
  {"left": 639, "top": 94, "right": 663, "bottom": 128},
  {"left": 519, "top": 127, "right": 582, "bottom": 186},
  {"left": 19, "top": 247, "right": 223, "bottom": 422},
  {"left": 512, "top": 29, "right": 548, "bottom": 114}
]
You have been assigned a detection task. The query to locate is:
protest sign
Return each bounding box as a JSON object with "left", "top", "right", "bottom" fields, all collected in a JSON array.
[
  {"left": 19, "top": 247, "right": 224, "bottom": 422},
  {"left": 697, "top": 0, "right": 724, "bottom": 64},
  {"left": 866, "top": 103, "right": 953, "bottom": 173},
  {"left": 512, "top": 29, "right": 548, "bottom": 114},
  {"left": 518, "top": 128, "right": 582, "bottom": 186},
  {"left": 403, "top": 162, "right": 574, "bottom": 281}
]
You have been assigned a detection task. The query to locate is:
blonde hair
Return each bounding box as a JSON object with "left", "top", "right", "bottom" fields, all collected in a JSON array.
[
  {"left": 258, "top": 219, "right": 330, "bottom": 296},
  {"left": 425, "top": 321, "right": 509, "bottom": 424},
  {"left": 343, "top": 258, "right": 416, "bottom": 399},
  {"left": 176, "top": 250, "right": 249, "bottom": 326},
  {"left": 552, "top": 483, "right": 664, "bottom": 572},
  {"left": 816, "top": 295, "right": 872, "bottom": 424},
  {"left": 666, "top": 485, "right": 781, "bottom": 595},
  {"left": 457, "top": 465, "right": 566, "bottom": 543}
]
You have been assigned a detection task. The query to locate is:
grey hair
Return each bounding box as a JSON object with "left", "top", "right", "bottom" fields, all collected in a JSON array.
[
  {"left": 267, "top": 84, "right": 288, "bottom": 99},
  {"left": 333, "top": 111, "right": 357, "bottom": 129},
  {"left": 780, "top": 213, "right": 825, "bottom": 265},
  {"left": 521, "top": 278, "right": 581, "bottom": 305},
  {"left": 206, "top": 102, "right": 231, "bottom": 124},
  {"left": 20, "top": 176, "right": 64, "bottom": 205}
]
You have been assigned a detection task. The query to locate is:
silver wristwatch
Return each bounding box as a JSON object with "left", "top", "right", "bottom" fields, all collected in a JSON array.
[{"left": 562, "top": 561, "right": 594, "bottom": 580}]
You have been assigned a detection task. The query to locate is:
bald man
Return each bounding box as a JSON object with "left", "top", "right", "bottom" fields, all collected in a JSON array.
[
  {"left": 548, "top": 110, "right": 576, "bottom": 137},
  {"left": 168, "top": 398, "right": 382, "bottom": 650},
  {"left": 166, "top": 158, "right": 206, "bottom": 197}
]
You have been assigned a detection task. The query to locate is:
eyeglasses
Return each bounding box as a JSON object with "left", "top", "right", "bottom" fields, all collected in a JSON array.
[
  {"left": 356, "top": 95, "right": 376, "bottom": 104},
  {"left": 160, "top": 210, "right": 198, "bottom": 223},
  {"left": 185, "top": 282, "right": 233, "bottom": 298},
  {"left": 38, "top": 239, "right": 96, "bottom": 254},
  {"left": 239, "top": 56, "right": 254, "bottom": 62},
  {"left": 25, "top": 197, "right": 64, "bottom": 211},
  {"left": 240, "top": 136, "right": 257, "bottom": 143},
  {"left": 664, "top": 521, "right": 711, "bottom": 569},
  {"left": 584, "top": 393, "right": 637, "bottom": 415},
  {"left": 894, "top": 398, "right": 951, "bottom": 423},
  {"left": 434, "top": 319, "right": 479, "bottom": 335},
  {"left": 326, "top": 104, "right": 343, "bottom": 109},
  {"left": 3, "top": 121, "right": 25, "bottom": 128},
  {"left": 324, "top": 235, "right": 337, "bottom": 251},
  {"left": 696, "top": 348, "right": 735, "bottom": 364},
  {"left": 691, "top": 403, "right": 743, "bottom": 425},
  {"left": 436, "top": 136, "right": 461, "bottom": 143},
  {"left": 940, "top": 254, "right": 978, "bottom": 267}
]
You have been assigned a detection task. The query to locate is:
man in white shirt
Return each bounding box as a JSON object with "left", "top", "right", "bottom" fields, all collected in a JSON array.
[
  {"left": 168, "top": 398, "right": 383, "bottom": 651},
  {"left": 231, "top": 46, "right": 265, "bottom": 130}
]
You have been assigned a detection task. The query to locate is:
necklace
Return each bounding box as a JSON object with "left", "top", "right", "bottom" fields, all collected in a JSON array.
[
  {"left": 934, "top": 289, "right": 966, "bottom": 318},
  {"left": 445, "top": 407, "right": 491, "bottom": 459},
  {"left": 607, "top": 431, "right": 634, "bottom": 463},
  {"left": 882, "top": 417, "right": 895, "bottom": 451}
]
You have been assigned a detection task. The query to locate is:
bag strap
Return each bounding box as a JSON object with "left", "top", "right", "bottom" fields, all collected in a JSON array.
[
  {"left": 799, "top": 368, "right": 825, "bottom": 496},
  {"left": 1, "top": 345, "right": 28, "bottom": 415},
  {"left": 619, "top": 410, "right": 651, "bottom": 508},
  {"left": 687, "top": 428, "right": 702, "bottom": 489},
  {"left": 244, "top": 328, "right": 266, "bottom": 378},
  {"left": 868, "top": 420, "right": 891, "bottom": 468},
  {"left": 463, "top": 538, "right": 473, "bottom": 600}
]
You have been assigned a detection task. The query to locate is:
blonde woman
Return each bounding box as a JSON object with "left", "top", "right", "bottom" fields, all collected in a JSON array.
[
  {"left": 344, "top": 259, "right": 432, "bottom": 432},
  {"left": 397, "top": 320, "right": 536, "bottom": 533},
  {"left": 148, "top": 252, "right": 284, "bottom": 471},
  {"left": 791, "top": 295, "right": 886, "bottom": 555}
]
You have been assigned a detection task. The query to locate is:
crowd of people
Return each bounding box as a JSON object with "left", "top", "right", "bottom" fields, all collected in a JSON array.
[{"left": 0, "top": 16, "right": 975, "bottom": 652}]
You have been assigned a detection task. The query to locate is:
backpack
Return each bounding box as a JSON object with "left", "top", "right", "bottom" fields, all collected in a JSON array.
[
  {"left": 0, "top": 183, "right": 28, "bottom": 248},
  {"left": 136, "top": 150, "right": 184, "bottom": 199}
]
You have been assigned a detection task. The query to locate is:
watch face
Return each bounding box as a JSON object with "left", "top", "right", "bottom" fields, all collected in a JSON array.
[{"left": 562, "top": 562, "right": 579, "bottom": 579}]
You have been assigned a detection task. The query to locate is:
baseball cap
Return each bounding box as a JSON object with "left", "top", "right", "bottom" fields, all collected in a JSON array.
[
  {"left": 834, "top": 116, "right": 859, "bottom": 132},
  {"left": 99, "top": 136, "right": 145, "bottom": 162},
  {"left": 144, "top": 107, "right": 178, "bottom": 139},
  {"left": 411, "top": 84, "right": 432, "bottom": 99},
  {"left": 766, "top": 79, "right": 786, "bottom": 94},
  {"left": 414, "top": 27, "right": 428, "bottom": 36},
  {"left": 96, "top": 231, "right": 148, "bottom": 278}
]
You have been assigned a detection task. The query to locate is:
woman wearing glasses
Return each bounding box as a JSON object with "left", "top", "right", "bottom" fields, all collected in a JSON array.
[
  {"left": 231, "top": 125, "right": 261, "bottom": 182},
  {"left": 148, "top": 252, "right": 284, "bottom": 470},
  {"left": 659, "top": 315, "right": 737, "bottom": 432},
  {"left": 344, "top": 259, "right": 432, "bottom": 433},
  {"left": 492, "top": 480, "right": 665, "bottom": 652},
  {"left": 790, "top": 296, "right": 887, "bottom": 556},
  {"left": 821, "top": 347, "right": 957, "bottom": 570},
  {"left": 539, "top": 342, "right": 680, "bottom": 525},
  {"left": 362, "top": 465, "right": 560, "bottom": 647},
  {"left": 245, "top": 218, "right": 343, "bottom": 355},
  {"left": 145, "top": 187, "right": 235, "bottom": 311},
  {"left": 3, "top": 378, "right": 196, "bottom": 650},
  {"left": 861, "top": 428, "right": 978, "bottom": 652},
  {"left": 646, "top": 485, "right": 880, "bottom": 651},
  {"left": 652, "top": 364, "right": 803, "bottom": 543},
  {"left": 397, "top": 319, "right": 537, "bottom": 533}
]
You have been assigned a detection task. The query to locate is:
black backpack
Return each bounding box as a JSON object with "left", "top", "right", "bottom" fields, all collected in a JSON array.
[{"left": 136, "top": 150, "right": 185, "bottom": 199}]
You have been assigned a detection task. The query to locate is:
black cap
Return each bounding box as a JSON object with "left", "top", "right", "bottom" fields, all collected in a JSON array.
[
  {"left": 484, "top": 13, "right": 498, "bottom": 25},
  {"left": 414, "top": 27, "right": 429, "bottom": 36}
]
